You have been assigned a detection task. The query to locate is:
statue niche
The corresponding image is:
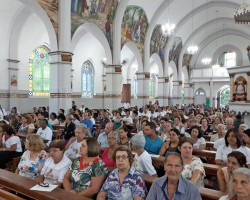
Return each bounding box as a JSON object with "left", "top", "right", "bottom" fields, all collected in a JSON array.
[{"left": 232, "top": 76, "right": 247, "bottom": 102}]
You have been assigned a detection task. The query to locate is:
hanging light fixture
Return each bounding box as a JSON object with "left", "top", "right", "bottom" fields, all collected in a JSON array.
[
  {"left": 201, "top": 0, "right": 211, "bottom": 65},
  {"left": 212, "top": 10, "right": 220, "bottom": 69},
  {"left": 187, "top": 0, "right": 198, "bottom": 54},
  {"left": 162, "top": 0, "right": 175, "bottom": 36}
]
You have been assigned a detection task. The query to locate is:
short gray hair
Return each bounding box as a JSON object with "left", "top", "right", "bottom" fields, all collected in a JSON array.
[
  {"left": 75, "top": 124, "right": 90, "bottom": 137},
  {"left": 239, "top": 124, "right": 248, "bottom": 130},
  {"left": 217, "top": 123, "right": 226, "bottom": 130},
  {"left": 233, "top": 168, "right": 250, "bottom": 181},
  {"left": 130, "top": 134, "right": 146, "bottom": 149}
]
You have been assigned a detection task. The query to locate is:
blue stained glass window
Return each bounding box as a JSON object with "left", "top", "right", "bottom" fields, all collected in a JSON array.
[{"left": 82, "top": 60, "right": 94, "bottom": 97}]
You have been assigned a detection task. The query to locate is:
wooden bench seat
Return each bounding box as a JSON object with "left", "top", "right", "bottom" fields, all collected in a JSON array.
[
  {"left": 0, "top": 189, "right": 24, "bottom": 200},
  {"left": 193, "top": 149, "right": 216, "bottom": 159},
  {"left": 0, "top": 169, "right": 90, "bottom": 200}
]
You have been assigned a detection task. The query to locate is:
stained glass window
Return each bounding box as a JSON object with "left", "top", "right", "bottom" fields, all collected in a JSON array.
[
  {"left": 220, "top": 87, "right": 230, "bottom": 107},
  {"left": 224, "top": 52, "right": 236, "bottom": 67},
  {"left": 28, "top": 46, "right": 50, "bottom": 97},
  {"left": 82, "top": 60, "right": 94, "bottom": 97},
  {"left": 149, "top": 75, "right": 155, "bottom": 97}
]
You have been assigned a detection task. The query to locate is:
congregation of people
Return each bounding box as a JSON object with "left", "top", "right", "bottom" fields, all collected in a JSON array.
[{"left": 0, "top": 101, "right": 250, "bottom": 200}]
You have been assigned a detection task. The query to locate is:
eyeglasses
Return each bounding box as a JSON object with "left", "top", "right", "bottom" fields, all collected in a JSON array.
[{"left": 115, "top": 155, "right": 128, "bottom": 160}]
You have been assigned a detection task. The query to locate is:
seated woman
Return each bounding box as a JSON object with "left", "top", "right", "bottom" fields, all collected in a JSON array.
[
  {"left": 243, "top": 128, "right": 250, "bottom": 148},
  {"left": 217, "top": 151, "right": 247, "bottom": 193},
  {"left": 97, "top": 145, "right": 147, "bottom": 200},
  {"left": 118, "top": 127, "right": 132, "bottom": 147},
  {"left": 159, "top": 128, "right": 181, "bottom": 156},
  {"left": 113, "top": 112, "right": 123, "bottom": 130},
  {"left": 63, "top": 114, "right": 76, "bottom": 144},
  {"left": 200, "top": 117, "right": 213, "bottom": 135},
  {"left": 131, "top": 134, "right": 157, "bottom": 176},
  {"left": 216, "top": 128, "right": 250, "bottom": 167},
  {"left": 63, "top": 138, "right": 108, "bottom": 198},
  {"left": 0, "top": 124, "right": 23, "bottom": 169},
  {"left": 36, "top": 139, "right": 71, "bottom": 187},
  {"left": 219, "top": 168, "right": 250, "bottom": 200},
  {"left": 64, "top": 124, "right": 90, "bottom": 160},
  {"left": 101, "top": 131, "right": 118, "bottom": 170},
  {"left": 16, "top": 134, "right": 47, "bottom": 178},
  {"left": 18, "top": 114, "right": 35, "bottom": 135},
  {"left": 179, "top": 137, "right": 206, "bottom": 187},
  {"left": 190, "top": 125, "right": 206, "bottom": 150}
]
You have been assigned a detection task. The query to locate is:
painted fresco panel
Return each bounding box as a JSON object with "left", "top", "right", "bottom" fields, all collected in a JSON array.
[
  {"left": 38, "top": 0, "right": 59, "bottom": 41},
  {"left": 121, "top": 6, "right": 148, "bottom": 63},
  {"left": 169, "top": 37, "right": 182, "bottom": 68},
  {"left": 150, "top": 25, "right": 168, "bottom": 62},
  {"left": 71, "top": 0, "right": 118, "bottom": 50}
]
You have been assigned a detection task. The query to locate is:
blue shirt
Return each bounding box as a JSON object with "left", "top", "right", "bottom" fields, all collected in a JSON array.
[
  {"left": 100, "top": 166, "right": 147, "bottom": 200},
  {"left": 81, "top": 119, "right": 93, "bottom": 132},
  {"left": 146, "top": 175, "right": 202, "bottom": 200},
  {"left": 144, "top": 135, "right": 163, "bottom": 155}
]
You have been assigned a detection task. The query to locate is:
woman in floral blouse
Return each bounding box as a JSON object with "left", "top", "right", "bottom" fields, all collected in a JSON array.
[
  {"left": 63, "top": 137, "right": 108, "bottom": 198},
  {"left": 16, "top": 134, "right": 47, "bottom": 178},
  {"left": 178, "top": 137, "right": 206, "bottom": 187}
]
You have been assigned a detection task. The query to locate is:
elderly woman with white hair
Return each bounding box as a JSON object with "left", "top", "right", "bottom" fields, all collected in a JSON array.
[
  {"left": 130, "top": 134, "right": 157, "bottom": 176},
  {"left": 211, "top": 123, "right": 226, "bottom": 150},
  {"left": 219, "top": 168, "right": 250, "bottom": 200},
  {"left": 239, "top": 124, "right": 248, "bottom": 137}
]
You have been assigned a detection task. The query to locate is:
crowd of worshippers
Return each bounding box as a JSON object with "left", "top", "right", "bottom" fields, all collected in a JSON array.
[{"left": 0, "top": 102, "right": 250, "bottom": 199}]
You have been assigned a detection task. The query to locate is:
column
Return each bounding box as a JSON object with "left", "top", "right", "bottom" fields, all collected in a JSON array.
[
  {"left": 247, "top": 72, "right": 250, "bottom": 102},
  {"left": 172, "top": 80, "right": 181, "bottom": 106},
  {"left": 136, "top": 72, "right": 150, "bottom": 106},
  {"left": 163, "top": 77, "right": 170, "bottom": 106},
  {"left": 210, "top": 79, "right": 213, "bottom": 108},
  {"left": 7, "top": 59, "right": 20, "bottom": 110},
  {"left": 49, "top": 0, "right": 72, "bottom": 114},
  {"left": 229, "top": 73, "right": 235, "bottom": 102},
  {"left": 104, "top": 65, "right": 122, "bottom": 110},
  {"left": 184, "top": 82, "right": 191, "bottom": 105}
]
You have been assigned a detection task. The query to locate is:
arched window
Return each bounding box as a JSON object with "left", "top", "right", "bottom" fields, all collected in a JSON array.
[
  {"left": 149, "top": 74, "right": 156, "bottom": 98},
  {"left": 220, "top": 87, "right": 230, "bottom": 107},
  {"left": 133, "top": 74, "right": 138, "bottom": 98},
  {"left": 195, "top": 88, "right": 205, "bottom": 95},
  {"left": 224, "top": 52, "right": 236, "bottom": 67},
  {"left": 28, "top": 46, "right": 50, "bottom": 97},
  {"left": 82, "top": 60, "right": 94, "bottom": 97}
]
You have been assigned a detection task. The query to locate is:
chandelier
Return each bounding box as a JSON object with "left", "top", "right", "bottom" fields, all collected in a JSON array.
[
  {"left": 201, "top": 57, "right": 211, "bottom": 65},
  {"left": 234, "top": 3, "right": 250, "bottom": 24},
  {"left": 187, "top": 45, "right": 198, "bottom": 54},
  {"left": 162, "top": 23, "right": 176, "bottom": 36}
]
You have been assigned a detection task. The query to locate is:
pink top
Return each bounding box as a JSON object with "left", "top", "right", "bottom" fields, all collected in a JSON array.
[{"left": 102, "top": 148, "right": 115, "bottom": 168}]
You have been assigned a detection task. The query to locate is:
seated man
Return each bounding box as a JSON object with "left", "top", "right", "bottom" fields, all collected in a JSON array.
[
  {"left": 36, "top": 119, "right": 53, "bottom": 147},
  {"left": 146, "top": 152, "right": 202, "bottom": 200},
  {"left": 144, "top": 122, "right": 163, "bottom": 155},
  {"left": 81, "top": 111, "right": 93, "bottom": 133},
  {"left": 97, "top": 122, "right": 114, "bottom": 150}
]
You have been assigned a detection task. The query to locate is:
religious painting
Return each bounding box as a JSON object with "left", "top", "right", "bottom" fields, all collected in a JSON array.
[
  {"left": 150, "top": 25, "right": 168, "bottom": 62},
  {"left": 169, "top": 37, "right": 182, "bottom": 68},
  {"left": 182, "top": 53, "right": 192, "bottom": 73},
  {"left": 38, "top": 0, "right": 59, "bottom": 42},
  {"left": 232, "top": 76, "right": 247, "bottom": 101},
  {"left": 121, "top": 6, "right": 148, "bottom": 63},
  {"left": 10, "top": 75, "right": 17, "bottom": 86},
  {"left": 71, "top": 0, "right": 119, "bottom": 50}
]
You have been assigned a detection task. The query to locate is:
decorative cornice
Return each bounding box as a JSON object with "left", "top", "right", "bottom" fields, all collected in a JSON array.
[
  {"left": 7, "top": 59, "right": 20, "bottom": 63},
  {"left": 50, "top": 93, "right": 72, "bottom": 98}
]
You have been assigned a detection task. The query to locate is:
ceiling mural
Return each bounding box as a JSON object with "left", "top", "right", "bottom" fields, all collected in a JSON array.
[
  {"left": 71, "top": 0, "right": 119, "bottom": 50},
  {"left": 121, "top": 6, "right": 148, "bottom": 63},
  {"left": 169, "top": 37, "right": 182, "bottom": 69},
  {"left": 38, "top": 0, "right": 59, "bottom": 42},
  {"left": 150, "top": 25, "right": 168, "bottom": 63}
]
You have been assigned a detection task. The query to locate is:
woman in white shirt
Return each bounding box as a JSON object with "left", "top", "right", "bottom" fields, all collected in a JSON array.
[
  {"left": 190, "top": 125, "right": 206, "bottom": 150},
  {"left": 0, "top": 124, "right": 23, "bottom": 169},
  {"left": 216, "top": 128, "right": 250, "bottom": 168}
]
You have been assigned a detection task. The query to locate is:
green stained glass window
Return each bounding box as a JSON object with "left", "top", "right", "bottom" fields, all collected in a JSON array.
[
  {"left": 82, "top": 60, "right": 94, "bottom": 97},
  {"left": 28, "top": 46, "right": 50, "bottom": 97},
  {"left": 220, "top": 87, "right": 230, "bottom": 107}
]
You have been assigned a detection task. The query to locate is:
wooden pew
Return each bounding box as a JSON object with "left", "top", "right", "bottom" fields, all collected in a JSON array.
[
  {"left": 52, "top": 125, "right": 65, "bottom": 130},
  {"left": 0, "top": 169, "right": 90, "bottom": 200},
  {"left": 0, "top": 189, "right": 24, "bottom": 200},
  {"left": 199, "top": 187, "right": 224, "bottom": 200},
  {"left": 203, "top": 135, "right": 211, "bottom": 141},
  {"left": 193, "top": 149, "right": 216, "bottom": 159},
  {"left": 206, "top": 142, "right": 214, "bottom": 149}
]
